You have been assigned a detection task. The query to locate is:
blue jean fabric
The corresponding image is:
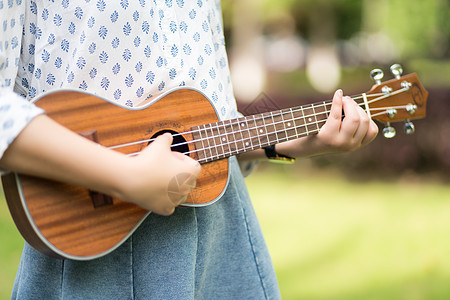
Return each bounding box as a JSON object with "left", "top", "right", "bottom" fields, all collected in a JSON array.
[{"left": 11, "top": 157, "right": 281, "bottom": 299}]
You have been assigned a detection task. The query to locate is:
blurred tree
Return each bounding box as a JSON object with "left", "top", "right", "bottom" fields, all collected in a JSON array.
[
  {"left": 233, "top": 0, "right": 450, "bottom": 60},
  {"left": 224, "top": 0, "right": 450, "bottom": 177},
  {"left": 362, "top": 0, "right": 448, "bottom": 59}
]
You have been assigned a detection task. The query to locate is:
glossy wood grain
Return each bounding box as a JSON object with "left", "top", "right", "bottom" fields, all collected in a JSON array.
[{"left": 2, "top": 88, "right": 229, "bottom": 260}]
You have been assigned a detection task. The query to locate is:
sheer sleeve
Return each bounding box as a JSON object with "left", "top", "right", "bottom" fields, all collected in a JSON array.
[{"left": 0, "top": 2, "right": 44, "bottom": 159}]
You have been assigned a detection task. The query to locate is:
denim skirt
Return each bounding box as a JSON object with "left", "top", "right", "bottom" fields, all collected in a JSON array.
[{"left": 11, "top": 157, "right": 281, "bottom": 299}]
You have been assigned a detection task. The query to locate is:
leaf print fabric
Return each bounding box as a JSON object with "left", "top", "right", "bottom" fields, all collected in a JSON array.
[
  {"left": 0, "top": 0, "right": 237, "bottom": 160},
  {"left": 2, "top": 3, "right": 282, "bottom": 299},
  {"left": 0, "top": 3, "right": 44, "bottom": 159}
]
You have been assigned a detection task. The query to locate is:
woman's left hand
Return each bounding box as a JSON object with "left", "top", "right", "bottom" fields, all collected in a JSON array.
[{"left": 276, "top": 89, "right": 379, "bottom": 158}]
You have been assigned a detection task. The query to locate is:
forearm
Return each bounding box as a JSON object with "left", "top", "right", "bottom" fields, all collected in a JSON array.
[
  {"left": 0, "top": 114, "right": 201, "bottom": 215},
  {"left": 0, "top": 115, "right": 128, "bottom": 199},
  {"left": 236, "top": 136, "right": 322, "bottom": 162}
]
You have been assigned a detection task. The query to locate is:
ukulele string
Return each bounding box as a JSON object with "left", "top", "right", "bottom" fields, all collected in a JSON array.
[
  {"left": 115, "top": 89, "right": 409, "bottom": 159},
  {"left": 179, "top": 89, "right": 411, "bottom": 161},
  {"left": 119, "top": 92, "right": 390, "bottom": 157},
  {"left": 193, "top": 100, "right": 412, "bottom": 161},
  {"left": 114, "top": 99, "right": 335, "bottom": 153},
  {"left": 189, "top": 97, "right": 412, "bottom": 163},
  {"left": 193, "top": 127, "right": 324, "bottom": 164},
  {"left": 183, "top": 90, "right": 400, "bottom": 151},
  {"left": 122, "top": 107, "right": 330, "bottom": 159},
  {"left": 109, "top": 100, "right": 335, "bottom": 150},
  {"left": 179, "top": 91, "right": 395, "bottom": 154},
  {"left": 112, "top": 92, "right": 383, "bottom": 151}
]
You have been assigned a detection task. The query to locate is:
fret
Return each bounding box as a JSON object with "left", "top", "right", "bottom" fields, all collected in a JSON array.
[
  {"left": 323, "top": 101, "right": 331, "bottom": 118},
  {"left": 271, "top": 111, "right": 286, "bottom": 143},
  {"left": 325, "top": 102, "right": 332, "bottom": 122},
  {"left": 291, "top": 106, "right": 307, "bottom": 137},
  {"left": 211, "top": 122, "right": 226, "bottom": 159},
  {"left": 202, "top": 124, "right": 214, "bottom": 161},
  {"left": 205, "top": 123, "right": 218, "bottom": 161},
  {"left": 289, "top": 108, "right": 300, "bottom": 138},
  {"left": 191, "top": 125, "right": 208, "bottom": 161},
  {"left": 311, "top": 105, "right": 319, "bottom": 132},
  {"left": 222, "top": 119, "right": 238, "bottom": 155},
  {"left": 218, "top": 121, "right": 231, "bottom": 157},
  {"left": 248, "top": 115, "right": 261, "bottom": 149},
  {"left": 314, "top": 102, "right": 329, "bottom": 128},
  {"left": 241, "top": 116, "right": 260, "bottom": 151},
  {"left": 244, "top": 117, "right": 255, "bottom": 150},
  {"left": 237, "top": 118, "right": 251, "bottom": 151},
  {"left": 303, "top": 105, "right": 318, "bottom": 135},
  {"left": 191, "top": 99, "right": 333, "bottom": 164},
  {"left": 231, "top": 119, "right": 243, "bottom": 154},
  {"left": 279, "top": 110, "right": 288, "bottom": 142},
  {"left": 255, "top": 113, "right": 269, "bottom": 147},
  {"left": 300, "top": 106, "right": 309, "bottom": 136},
  {"left": 281, "top": 108, "right": 298, "bottom": 141},
  {"left": 262, "top": 112, "right": 277, "bottom": 145}
]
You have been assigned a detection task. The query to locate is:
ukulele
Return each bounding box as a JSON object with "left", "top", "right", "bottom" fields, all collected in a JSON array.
[{"left": 2, "top": 65, "right": 428, "bottom": 260}]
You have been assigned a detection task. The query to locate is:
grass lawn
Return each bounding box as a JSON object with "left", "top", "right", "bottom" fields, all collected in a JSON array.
[
  {"left": 0, "top": 196, "right": 22, "bottom": 300},
  {"left": 247, "top": 166, "right": 450, "bottom": 300},
  {"left": 1, "top": 166, "right": 450, "bottom": 299}
]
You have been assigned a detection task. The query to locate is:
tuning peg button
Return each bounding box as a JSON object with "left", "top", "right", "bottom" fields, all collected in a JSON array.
[
  {"left": 406, "top": 104, "right": 417, "bottom": 115},
  {"left": 390, "top": 64, "right": 403, "bottom": 79},
  {"left": 386, "top": 108, "right": 397, "bottom": 119},
  {"left": 404, "top": 120, "right": 415, "bottom": 135},
  {"left": 370, "top": 69, "right": 384, "bottom": 85},
  {"left": 383, "top": 123, "right": 396, "bottom": 138},
  {"left": 382, "top": 86, "right": 393, "bottom": 94}
]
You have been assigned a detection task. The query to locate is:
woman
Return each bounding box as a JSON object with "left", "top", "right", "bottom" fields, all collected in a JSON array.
[{"left": 0, "top": 1, "right": 377, "bottom": 299}]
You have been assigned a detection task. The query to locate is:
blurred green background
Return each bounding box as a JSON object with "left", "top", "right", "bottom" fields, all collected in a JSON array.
[{"left": 2, "top": 0, "right": 450, "bottom": 299}]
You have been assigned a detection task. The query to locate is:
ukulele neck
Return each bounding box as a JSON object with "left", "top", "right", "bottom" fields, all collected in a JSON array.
[{"left": 191, "top": 101, "right": 332, "bottom": 164}]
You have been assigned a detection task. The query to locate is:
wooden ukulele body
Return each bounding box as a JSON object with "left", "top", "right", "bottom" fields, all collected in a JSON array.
[{"left": 2, "top": 88, "right": 229, "bottom": 260}]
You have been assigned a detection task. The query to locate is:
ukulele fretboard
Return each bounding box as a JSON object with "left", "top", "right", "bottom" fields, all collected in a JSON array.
[{"left": 192, "top": 102, "right": 332, "bottom": 164}]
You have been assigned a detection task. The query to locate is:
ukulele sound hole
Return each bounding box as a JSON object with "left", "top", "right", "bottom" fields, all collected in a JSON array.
[{"left": 150, "top": 130, "right": 190, "bottom": 156}]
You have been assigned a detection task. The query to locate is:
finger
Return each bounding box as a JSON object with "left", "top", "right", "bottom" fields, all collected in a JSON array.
[
  {"left": 323, "top": 89, "right": 344, "bottom": 131},
  {"left": 340, "top": 96, "right": 361, "bottom": 138},
  {"left": 351, "top": 105, "right": 371, "bottom": 143},
  {"left": 361, "top": 120, "right": 379, "bottom": 146},
  {"left": 142, "top": 132, "right": 173, "bottom": 155}
]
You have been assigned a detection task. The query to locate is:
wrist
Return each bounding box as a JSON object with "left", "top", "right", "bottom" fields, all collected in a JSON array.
[{"left": 276, "top": 136, "right": 327, "bottom": 159}]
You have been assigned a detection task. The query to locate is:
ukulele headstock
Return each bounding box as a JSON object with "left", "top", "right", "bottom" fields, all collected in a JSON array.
[{"left": 364, "top": 64, "right": 428, "bottom": 138}]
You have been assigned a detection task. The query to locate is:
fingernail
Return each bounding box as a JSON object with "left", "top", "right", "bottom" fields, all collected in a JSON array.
[{"left": 336, "top": 89, "right": 343, "bottom": 96}]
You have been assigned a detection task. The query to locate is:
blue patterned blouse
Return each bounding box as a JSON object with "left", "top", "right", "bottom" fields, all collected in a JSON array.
[
  {"left": 1, "top": 3, "right": 282, "bottom": 299},
  {"left": 0, "top": 0, "right": 238, "bottom": 159}
]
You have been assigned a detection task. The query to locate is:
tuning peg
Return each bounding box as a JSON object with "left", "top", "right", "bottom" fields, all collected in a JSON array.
[
  {"left": 404, "top": 120, "right": 415, "bottom": 135},
  {"left": 386, "top": 108, "right": 397, "bottom": 119},
  {"left": 406, "top": 103, "right": 417, "bottom": 115},
  {"left": 370, "top": 68, "right": 384, "bottom": 85},
  {"left": 390, "top": 64, "right": 403, "bottom": 79},
  {"left": 383, "top": 123, "right": 396, "bottom": 138}
]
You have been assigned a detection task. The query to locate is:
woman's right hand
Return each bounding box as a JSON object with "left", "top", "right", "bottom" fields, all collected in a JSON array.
[
  {"left": 0, "top": 116, "right": 201, "bottom": 216},
  {"left": 116, "top": 133, "right": 201, "bottom": 216}
]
